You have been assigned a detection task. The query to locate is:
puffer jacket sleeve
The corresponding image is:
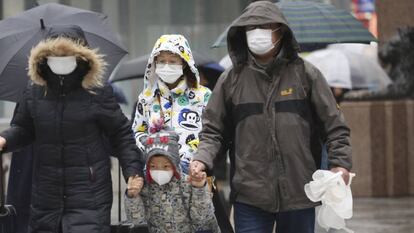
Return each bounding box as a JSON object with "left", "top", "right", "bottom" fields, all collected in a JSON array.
[
  {"left": 131, "top": 94, "right": 149, "bottom": 152},
  {"left": 0, "top": 87, "right": 35, "bottom": 152},
  {"left": 96, "top": 84, "right": 144, "bottom": 179},
  {"left": 124, "top": 193, "right": 147, "bottom": 225},
  {"left": 305, "top": 62, "right": 352, "bottom": 170},
  {"left": 194, "top": 70, "right": 232, "bottom": 169},
  {"left": 190, "top": 185, "right": 220, "bottom": 233}
]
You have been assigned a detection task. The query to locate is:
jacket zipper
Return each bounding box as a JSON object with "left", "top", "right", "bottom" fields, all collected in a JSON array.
[
  {"left": 255, "top": 66, "right": 284, "bottom": 212},
  {"left": 169, "top": 96, "right": 173, "bottom": 128},
  {"left": 58, "top": 76, "right": 67, "bottom": 207},
  {"left": 267, "top": 73, "right": 281, "bottom": 212}
]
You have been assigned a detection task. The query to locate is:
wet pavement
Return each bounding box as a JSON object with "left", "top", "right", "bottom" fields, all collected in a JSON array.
[{"left": 327, "top": 197, "right": 414, "bottom": 233}]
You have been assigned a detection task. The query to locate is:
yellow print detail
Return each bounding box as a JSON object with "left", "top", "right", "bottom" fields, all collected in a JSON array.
[{"left": 281, "top": 88, "right": 293, "bottom": 96}]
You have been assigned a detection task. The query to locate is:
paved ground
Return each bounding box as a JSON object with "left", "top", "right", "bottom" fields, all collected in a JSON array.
[{"left": 334, "top": 197, "right": 414, "bottom": 233}]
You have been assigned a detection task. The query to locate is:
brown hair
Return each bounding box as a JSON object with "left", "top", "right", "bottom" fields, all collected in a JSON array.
[{"left": 184, "top": 64, "right": 197, "bottom": 88}]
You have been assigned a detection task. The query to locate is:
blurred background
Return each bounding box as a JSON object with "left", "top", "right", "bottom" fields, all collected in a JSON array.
[{"left": 0, "top": 0, "right": 384, "bottom": 118}]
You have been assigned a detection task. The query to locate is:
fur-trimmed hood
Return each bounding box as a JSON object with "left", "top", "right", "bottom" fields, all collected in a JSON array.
[{"left": 28, "top": 29, "right": 106, "bottom": 91}]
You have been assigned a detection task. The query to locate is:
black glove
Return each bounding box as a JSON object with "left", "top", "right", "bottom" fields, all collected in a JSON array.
[{"left": 76, "top": 58, "right": 91, "bottom": 78}]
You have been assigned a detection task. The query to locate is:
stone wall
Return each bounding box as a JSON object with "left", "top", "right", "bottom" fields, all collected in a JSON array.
[
  {"left": 341, "top": 100, "right": 414, "bottom": 197},
  {"left": 376, "top": 0, "right": 414, "bottom": 43}
]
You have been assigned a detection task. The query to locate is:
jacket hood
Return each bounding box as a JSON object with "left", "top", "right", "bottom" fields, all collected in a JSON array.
[
  {"left": 143, "top": 34, "right": 200, "bottom": 92},
  {"left": 28, "top": 25, "right": 106, "bottom": 90},
  {"left": 227, "top": 1, "right": 300, "bottom": 68}
]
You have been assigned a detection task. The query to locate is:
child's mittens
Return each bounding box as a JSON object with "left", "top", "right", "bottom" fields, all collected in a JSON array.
[
  {"left": 127, "top": 175, "right": 144, "bottom": 198},
  {"left": 190, "top": 171, "right": 207, "bottom": 188}
]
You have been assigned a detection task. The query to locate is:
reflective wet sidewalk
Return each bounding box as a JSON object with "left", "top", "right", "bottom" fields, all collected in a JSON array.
[{"left": 316, "top": 197, "right": 414, "bottom": 233}]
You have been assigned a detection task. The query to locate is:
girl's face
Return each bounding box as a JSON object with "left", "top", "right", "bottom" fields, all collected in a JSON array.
[
  {"left": 155, "top": 51, "right": 183, "bottom": 66},
  {"left": 149, "top": 155, "right": 174, "bottom": 171}
]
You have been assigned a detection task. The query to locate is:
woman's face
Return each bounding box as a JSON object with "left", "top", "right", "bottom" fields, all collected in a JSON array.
[{"left": 155, "top": 51, "right": 183, "bottom": 66}]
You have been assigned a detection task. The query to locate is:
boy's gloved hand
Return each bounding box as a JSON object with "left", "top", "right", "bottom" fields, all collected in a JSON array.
[
  {"left": 189, "top": 171, "right": 207, "bottom": 188},
  {"left": 127, "top": 175, "right": 144, "bottom": 198}
]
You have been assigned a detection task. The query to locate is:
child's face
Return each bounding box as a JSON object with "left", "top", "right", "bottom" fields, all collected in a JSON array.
[{"left": 149, "top": 155, "right": 174, "bottom": 171}]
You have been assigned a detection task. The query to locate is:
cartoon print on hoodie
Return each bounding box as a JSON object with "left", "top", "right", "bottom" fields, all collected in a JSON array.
[{"left": 132, "top": 35, "right": 211, "bottom": 175}]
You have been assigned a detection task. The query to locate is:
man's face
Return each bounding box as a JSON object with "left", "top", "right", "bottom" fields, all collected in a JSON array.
[{"left": 246, "top": 23, "right": 283, "bottom": 44}]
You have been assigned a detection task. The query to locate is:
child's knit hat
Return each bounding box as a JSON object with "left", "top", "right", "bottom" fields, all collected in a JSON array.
[{"left": 144, "top": 130, "right": 181, "bottom": 181}]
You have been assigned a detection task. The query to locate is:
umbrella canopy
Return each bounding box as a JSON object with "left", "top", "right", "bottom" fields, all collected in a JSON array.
[
  {"left": 327, "top": 42, "right": 378, "bottom": 60},
  {"left": 304, "top": 48, "right": 391, "bottom": 90},
  {"left": 212, "top": 0, "right": 376, "bottom": 51},
  {"left": 0, "top": 3, "right": 127, "bottom": 102},
  {"left": 110, "top": 51, "right": 222, "bottom": 83}
]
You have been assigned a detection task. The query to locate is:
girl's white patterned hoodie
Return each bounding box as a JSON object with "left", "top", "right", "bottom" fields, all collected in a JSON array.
[{"left": 132, "top": 34, "right": 212, "bottom": 174}]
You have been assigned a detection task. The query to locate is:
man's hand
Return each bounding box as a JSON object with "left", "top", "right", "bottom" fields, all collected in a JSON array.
[
  {"left": 190, "top": 171, "right": 207, "bottom": 188},
  {"left": 0, "top": 136, "right": 6, "bottom": 151},
  {"left": 127, "top": 175, "right": 144, "bottom": 198},
  {"left": 189, "top": 160, "right": 206, "bottom": 183},
  {"left": 330, "top": 167, "right": 350, "bottom": 185}
]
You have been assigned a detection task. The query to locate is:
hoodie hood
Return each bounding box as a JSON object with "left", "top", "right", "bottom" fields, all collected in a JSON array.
[
  {"left": 28, "top": 25, "right": 106, "bottom": 91},
  {"left": 227, "top": 1, "right": 300, "bottom": 69},
  {"left": 142, "top": 35, "right": 199, "bottom": 97}
]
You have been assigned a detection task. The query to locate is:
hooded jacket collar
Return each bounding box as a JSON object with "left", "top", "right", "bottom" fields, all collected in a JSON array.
[{"left": 227, "top": 1, "right": 299, "bottom": 71}]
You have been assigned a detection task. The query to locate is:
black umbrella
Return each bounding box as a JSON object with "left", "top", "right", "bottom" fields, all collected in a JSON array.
[
  {"left": 0, "top": 3, "right": 127, "bottom": 102},
  {"left": 109, "top": 51, "right": 222, "bottom": 83}
]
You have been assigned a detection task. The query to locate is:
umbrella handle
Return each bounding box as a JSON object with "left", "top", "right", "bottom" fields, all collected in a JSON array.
[{"left": 40, "top": 19, "right": 45, "bottom": 30}]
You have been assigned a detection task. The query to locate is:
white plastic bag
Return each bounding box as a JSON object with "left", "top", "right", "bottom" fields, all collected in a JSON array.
[{"left": 304, "top": 170, "right": 356, "bottom": 233}]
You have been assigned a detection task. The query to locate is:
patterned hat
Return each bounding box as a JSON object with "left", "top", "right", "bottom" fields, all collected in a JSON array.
[{"left": 144, "top": 130, "right": 181, "bottom": 172}]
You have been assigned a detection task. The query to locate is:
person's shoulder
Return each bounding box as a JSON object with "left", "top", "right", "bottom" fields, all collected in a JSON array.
[
  {"left": 92, "top": 83, "right": 113, "bottom": 94},
  {"left": 88, "top": 83, "right": 115, "bottom": 101},
  {"left": 221, "top": 66, "right": 236, "bottom": 81},
  {"left": 23, "top": 82, "right": 44, "bottom": 99}
]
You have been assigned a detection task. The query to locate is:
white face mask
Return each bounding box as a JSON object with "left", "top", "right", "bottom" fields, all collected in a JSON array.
[
  {"left": 150, "top": 170, "right": 174, "bottom": 185},
  {"left": 47, "top": 56, "right": 77, "bottom": 75},
  {"left": 155, "top": 63, "right": 183, "bottom": 84},
  {"left": 246, "top": 28, "right": 281, "bottom": 55}
]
